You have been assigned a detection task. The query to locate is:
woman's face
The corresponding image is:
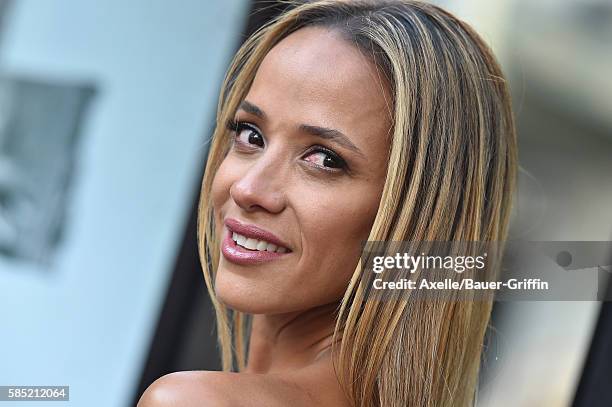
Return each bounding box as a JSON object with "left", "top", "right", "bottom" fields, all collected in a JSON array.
[{"left": 211, "top": 26, "right": 392, "bottom": 314}]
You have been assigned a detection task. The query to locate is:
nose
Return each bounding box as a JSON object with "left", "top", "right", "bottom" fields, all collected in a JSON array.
[{"left": 229, "top": 154, "right": 287, "bottom": 214}]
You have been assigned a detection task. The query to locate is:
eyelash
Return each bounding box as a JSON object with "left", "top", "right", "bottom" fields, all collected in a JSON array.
[{"left": 225, "top": 119, "right": 349, "bottom": 173}]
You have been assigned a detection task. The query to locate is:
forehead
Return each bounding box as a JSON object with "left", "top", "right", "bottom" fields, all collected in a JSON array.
[{"left": 244, "top": 26, "right": 392, "bottom": 158}]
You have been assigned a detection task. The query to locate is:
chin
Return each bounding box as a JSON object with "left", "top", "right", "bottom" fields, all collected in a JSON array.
[
  {"left": 213, "top": 271, "right": 281, "bottom": 314},
  {"left": 216, "top": 293, "right": 273, "bottom": 314}
]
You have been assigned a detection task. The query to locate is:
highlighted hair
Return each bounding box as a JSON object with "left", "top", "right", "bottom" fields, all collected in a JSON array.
[{"left": 197, "top": 1, "right": 517, "bottom": 406}]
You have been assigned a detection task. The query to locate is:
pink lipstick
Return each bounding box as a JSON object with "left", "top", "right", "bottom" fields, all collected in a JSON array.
[{"left": 221, "top": 218, "right": 291, "bottom": 266}]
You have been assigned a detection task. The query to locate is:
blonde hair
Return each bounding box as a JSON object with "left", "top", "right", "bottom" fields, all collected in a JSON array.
[{"left": 197, "top": 1, "right": 517, "bottom": 406}]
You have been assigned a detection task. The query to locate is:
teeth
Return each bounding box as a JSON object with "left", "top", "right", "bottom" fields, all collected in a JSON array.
[
  {"left": 231, "top": 232, "right": 288, "bottom": 253},
  {"left": 244, "top": 238, "right": 258, "bottom": 250}
]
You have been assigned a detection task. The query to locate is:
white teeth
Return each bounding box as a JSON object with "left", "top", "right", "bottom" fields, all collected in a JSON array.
[
  {"left": 244, "top": 238, "right": 258, "bottom": 250},
  {"left": 231, "top": 231, "right": 288, "bottom": 253}
]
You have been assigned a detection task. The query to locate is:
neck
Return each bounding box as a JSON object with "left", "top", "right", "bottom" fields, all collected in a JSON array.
[{"left": 244, "top": 302, "right": 340, "bottom": 373}]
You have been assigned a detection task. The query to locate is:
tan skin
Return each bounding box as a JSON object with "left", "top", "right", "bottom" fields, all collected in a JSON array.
[{"left": 138, "top": 26, "right": 391, "bottom": 406}]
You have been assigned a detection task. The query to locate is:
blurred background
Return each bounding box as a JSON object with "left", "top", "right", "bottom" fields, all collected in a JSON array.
[{"left": 0, "top": 0, "right": 610, "bottom": 406}]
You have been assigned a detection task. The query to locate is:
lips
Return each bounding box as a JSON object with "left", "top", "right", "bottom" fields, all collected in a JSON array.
[
  {"left": 221, "top": 218, "right": 291, "bottom": 265},
  {"left": 224, "top": 218, "right": 290, "bottom": 251}
]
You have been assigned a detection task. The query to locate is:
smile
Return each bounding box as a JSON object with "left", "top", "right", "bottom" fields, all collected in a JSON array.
[
  {"left": 231, "top": 232, "right": 288, "bottom": 253},
  {"left": 221, "top": 217, "right": 292, "bottom": 266}
]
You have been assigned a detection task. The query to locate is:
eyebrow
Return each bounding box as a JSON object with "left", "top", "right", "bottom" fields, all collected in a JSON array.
[
  {"left": 239, "top": 100, "right": 266, "bottom": 120},
  {"left": 238, "top": 100, "right": 365, "bottom": 158}
]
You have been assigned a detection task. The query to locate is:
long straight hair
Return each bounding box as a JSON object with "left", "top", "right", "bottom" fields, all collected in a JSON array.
[{"left": 197, "top": 1, "right": 517, "bottom": 406}]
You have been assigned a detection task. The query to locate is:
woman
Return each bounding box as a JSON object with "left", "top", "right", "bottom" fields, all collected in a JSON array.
[{"left": 139, "top": 0, "right": 517, "bottom": 405}]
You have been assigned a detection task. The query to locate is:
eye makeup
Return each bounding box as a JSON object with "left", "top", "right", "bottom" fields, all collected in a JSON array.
[
  {"left": 224, "top": 118, "right": 351, "bottom": 174},
  {"left": 226, "top": 119, "right": 264, "bottom": 148}
]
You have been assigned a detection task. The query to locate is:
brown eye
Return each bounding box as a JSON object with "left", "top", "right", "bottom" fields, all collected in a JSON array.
[
  {"left": 303, "top": 147, "right": 347, "bottom": 170},
  {"left": 304, "top": 151, "right": 338, "bottom": 168},
  {"left": 237, "top": 126, "right": 264, "bottom": 147},
  {"left": 227, "top": 120, "right": 264, "bottom": 148}
]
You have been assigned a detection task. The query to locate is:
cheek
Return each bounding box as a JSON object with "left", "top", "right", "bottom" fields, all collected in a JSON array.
[
  {"left": 315, "top": 185, "right": 381, "bottom": 237},
  {"left": 297, "top": 185, "right": 382, "bottom": 280}
]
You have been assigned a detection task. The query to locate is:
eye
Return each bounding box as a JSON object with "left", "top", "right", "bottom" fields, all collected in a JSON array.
[
  {"left": 303, "top": 146, "right": 347, "bottom": 170},
  {"left": 227, "top": 120, "right": 264, "bottom": 147}
]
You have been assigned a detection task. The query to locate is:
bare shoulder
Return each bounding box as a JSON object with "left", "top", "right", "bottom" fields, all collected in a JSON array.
[
  {"left": 137, "top": 360, "right": 350, "bottom": 407},
  {"left": 137, "top": 371, "right": 232, "bottom": 407}
]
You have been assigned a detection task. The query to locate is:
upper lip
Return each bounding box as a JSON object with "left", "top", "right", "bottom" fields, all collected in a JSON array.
[{"left": 224, "top": 217, "right": 292, "bottom": 251}]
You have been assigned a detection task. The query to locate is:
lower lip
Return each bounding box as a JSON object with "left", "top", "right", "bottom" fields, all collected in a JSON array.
[{"left": 221, "top": 228, "right": 289, "bottom": 265}]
